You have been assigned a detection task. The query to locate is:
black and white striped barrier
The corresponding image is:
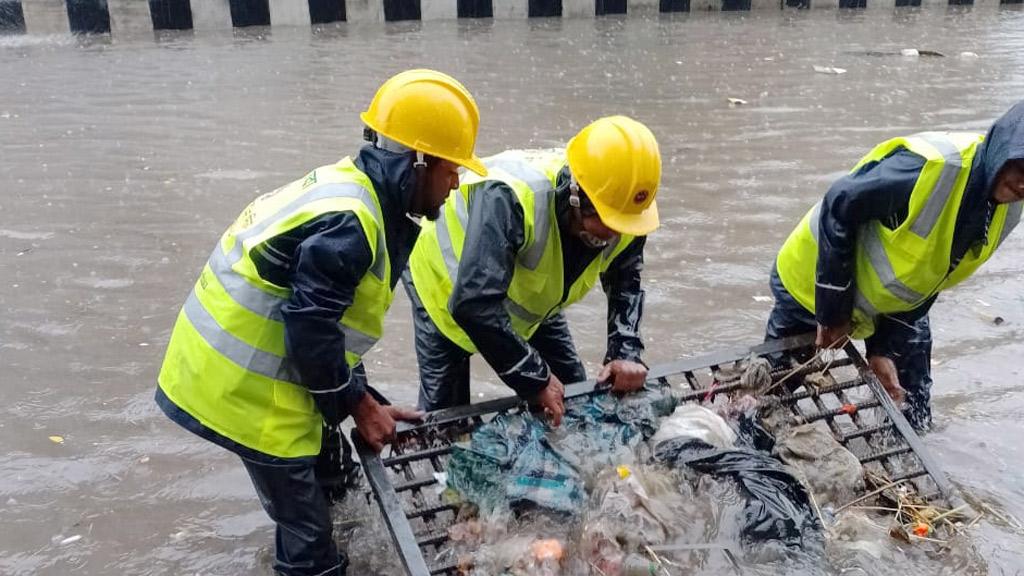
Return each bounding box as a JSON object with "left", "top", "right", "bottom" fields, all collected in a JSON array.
[{"left": 1, "top": 0, "right": 1019, "bottom": 35}]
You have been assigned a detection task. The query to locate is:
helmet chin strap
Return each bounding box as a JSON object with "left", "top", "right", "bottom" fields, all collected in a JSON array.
[
  {"left": 372, "top": 133, "right": 427, "bottom": 165},
  {"left": 569, "top": 175, "right": 582, "bottom": 209},
  {"left": 568, "top": 176, "right": 608, "bottom": 249}
]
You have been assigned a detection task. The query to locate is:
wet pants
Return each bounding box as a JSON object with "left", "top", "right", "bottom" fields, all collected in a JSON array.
[
  {"left": 765, "top": 269, "right": 933, "bottom": 431},
  {"left": 405, "top": 278, "right": 586, "bottom": 412},
  {"left": 241, "top": 456, "right": 348, "bottom": 576}
]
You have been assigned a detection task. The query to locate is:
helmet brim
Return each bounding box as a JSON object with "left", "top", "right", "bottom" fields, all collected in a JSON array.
[
  {"left": 590, "top": 197, "right": 660, "bottom": 237},
  {"left": 456, "top": 156, "right": 489, "bottom": 177}
]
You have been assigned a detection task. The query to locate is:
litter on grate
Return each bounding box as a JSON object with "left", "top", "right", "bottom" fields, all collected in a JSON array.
[{"left": 353, "top": 334, "right": 982, "bottom": 576}]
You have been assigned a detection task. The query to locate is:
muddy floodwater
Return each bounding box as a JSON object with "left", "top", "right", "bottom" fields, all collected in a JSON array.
[{"left": 2, "top": 6, "right": 1024, "bottom": 574}]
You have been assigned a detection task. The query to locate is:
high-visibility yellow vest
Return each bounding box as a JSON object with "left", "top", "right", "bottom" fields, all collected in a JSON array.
[
  {"left": 777, "top": 132, "right": 1021, "bottom": 338},
  {"left": 158, "top": 158, "right": 393, "bottom": 458},
  {"left": 409, "top": 150, "right": 635, "bottom": 352}
]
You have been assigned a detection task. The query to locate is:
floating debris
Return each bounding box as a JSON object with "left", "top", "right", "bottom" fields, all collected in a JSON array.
[
  {"left": 960, "top": 51, "right": 980, "bottom": 59},
  {"left": 59, "top": 535, "right": 82, "bottom": 545},
  {"left": 901, "top": 48, "right": 920, "bottom": 57},
  {"left": 974, "top": 307, "right": 1005, "bottom": 326},
  {"left": 727, "top": 97, "right": 748, "bottom": 107},
  {"left": 48, "top": 435, "right": 64, "bottom": 444},
  {"left": 813, "top": 65, "right": 847, "bottom": 75}
]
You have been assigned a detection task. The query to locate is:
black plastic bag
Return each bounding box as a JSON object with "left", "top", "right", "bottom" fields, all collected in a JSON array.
[{"left": 654, "top": 439, "right": 821, "bottom": 549}]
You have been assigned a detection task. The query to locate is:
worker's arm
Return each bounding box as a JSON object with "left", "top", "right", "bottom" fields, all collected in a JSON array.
[
  {"left": 278, "top": 213, "right": 374, "bottom": 425},
  {"left": 816, "top": 149, "right": 926, "bottom": 329},
  {"left": 595, "top": 236, "right": 649, "bottom": 393},
  {"left": 449, "top": 181, "right": 551, "bottom": 399},
  {"left": 600, "top": 236, "right": 647, "bottom": 364}
]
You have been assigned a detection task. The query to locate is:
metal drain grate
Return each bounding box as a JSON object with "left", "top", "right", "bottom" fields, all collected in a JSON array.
[{"left": 353, "top": 334, "right": 960, "bottom": 576}]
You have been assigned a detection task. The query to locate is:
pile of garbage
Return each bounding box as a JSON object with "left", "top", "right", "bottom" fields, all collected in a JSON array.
[{"left": 438, "top": 371, "right": 986, "bottom": 575}]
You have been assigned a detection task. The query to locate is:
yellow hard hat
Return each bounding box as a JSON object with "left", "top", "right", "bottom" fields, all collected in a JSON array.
[
  {"left": 566, "top": 116, "right": 661, "bottom": 236},
  {"left": 360, "top": 69, "right": 487, "bottom": 176}
]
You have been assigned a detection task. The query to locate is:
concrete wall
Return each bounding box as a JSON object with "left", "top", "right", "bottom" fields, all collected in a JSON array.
[
  {"left": 344, "top": 0, "right": 382, "bottom": 21},
  {"left": 563, "top": 0, "right": 594, "bottom": 16},
  {"left": 21, "top": 0, "right": 70, "bottom": 33},
  {"left": 492, "top": 0, "right": 528, "bottom": 17},
  {"left": 190, "top": 0, "right": 231, "bottom": 29},
  {"left": 420, "top": 0, "right": 454, "bottom": 18},
  {"left": 269, "top": 0, "right": 310, "bottom": 25},
  {"left": 107, "top": 0, "right": 151, "bottom": 34},
  {"left": 3, "top": 0, "right": 1016, "bottom": 35}
]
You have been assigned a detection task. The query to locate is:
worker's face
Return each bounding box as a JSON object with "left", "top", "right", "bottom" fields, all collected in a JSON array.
[
  {"left": 413, "top": 157, "right": 460, "bottom": 220},
  {"left": 992, "top": 159, "right": 1024, "bottom": 204},
  {"left": 570, "top": 191, "right": 619, "bottom": 248}
]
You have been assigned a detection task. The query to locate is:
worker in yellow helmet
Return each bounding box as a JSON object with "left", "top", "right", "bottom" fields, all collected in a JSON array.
[
  {"left": 155, "top": 69, "right": 485, "bottom": 576},
  {"left": 405, "top": 116, "right": 661, "bottom": 426}
]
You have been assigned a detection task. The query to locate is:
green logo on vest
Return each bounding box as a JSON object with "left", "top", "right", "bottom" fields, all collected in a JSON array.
[{"left": 302, "top": 171, "right": 318, "bottom": 189}]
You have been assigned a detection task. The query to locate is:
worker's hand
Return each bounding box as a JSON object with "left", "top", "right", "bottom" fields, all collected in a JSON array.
[
  {"left": 868, "top": 355, "right": 906, "bottom": 406},
  {"left": 352, "top": 394, "right": 403, "bottom": 453},
  {"left": 598, "top": 360, "right": 648, "bottom": 394},
  {"left": 816, "top": 321, "right": 852, "bottom": 349},
  {"left": 531, "top": 373, "right": 565, "bottom": 428},
  {"left": 387, "top": 405, "right": 425, "bottom": 423}
]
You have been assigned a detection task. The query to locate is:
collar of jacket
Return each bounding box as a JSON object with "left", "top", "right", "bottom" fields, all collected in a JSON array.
[{"left": 353, "top": 143, "right": 418, "bottom": 223}]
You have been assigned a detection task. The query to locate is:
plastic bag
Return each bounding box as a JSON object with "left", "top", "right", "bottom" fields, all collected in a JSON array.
[{"left": 655, "top": 440, "right": 822, "bottom": 548}]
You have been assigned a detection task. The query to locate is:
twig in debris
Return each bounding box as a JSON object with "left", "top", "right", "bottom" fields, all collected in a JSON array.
[
  {"left": 765, "top": 334, "right": 850, "bottom": 395},
  {"left": 928, "top": 504, "right": 968, "bottom": 524},
  {"left": 851, "top": 505, "right": 903, "bottom": 513},
  {"left": 973, "top": 499, "right": 1023, "bottom": 530},
  {"left": 763, "top": 352, "right": 823, "bottom": 394},
  {"left": 644, "top": 544, "right": 674, "bottom": 575},
  {"left": 806, "top": 486, "right": 827, "bottom": 532},
  {"left": 723, "top": 548, "right": 743, "bottom": 574},
  {"left": 835, "top": 479, "right": 908, "bottom": 513}
]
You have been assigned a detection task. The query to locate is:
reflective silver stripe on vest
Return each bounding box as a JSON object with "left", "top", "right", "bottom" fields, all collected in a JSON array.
[
  {"left": 454, "top": 189, "right": 469, "bottom": 228},
  {"left": 860, "top": 223, "right": 926, "bottom": 305},
  {"left": 341, "top": 324, "right": 377, "bottom": 356},
  {"left": 808, "top": 199, "right": 920, "bottom": 306},
  {"left": 209, "top": 246, "right": 286, "bottom": 322},
  {"left": 202, "top": 252, "right": 380, "bottom": 359},
  {"left": 183, "top": 290, "right": 300, "bottom": 384},
  {"left": 909, "top": 132, "right": 963, "bottom": 239},
  {"left": 229, "top": 183, "right": 387, "bottom": 281},
  {"left": 486, "top": 158, "right": 555, "bottom": 271},
  {"left": 997, "top": 202, "right": 1023, "bottom": 249},
  {"left": 520, "top": 187, "right": 552, "bottom": 270},
  {"left": 434, "top": 210, "right": 460, "bottom": 281},
  {"left": 808, "top": 201, "right": 822, "bottom": 242},
  {"left": 504, "top": 297, "right": 543, "bottom": 324},
  {"left": 854, "top": 289, "right": 879, "bottom": 320}
]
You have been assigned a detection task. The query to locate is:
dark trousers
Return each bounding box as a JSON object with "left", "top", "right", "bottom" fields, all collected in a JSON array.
[
  {"left": 765, "top": 268, "right": 933, "bottom": 430},
  {"left": 241, "top": 456, "right": 348, "bottom": 576},
  {"left": 404, "top": 276, "right": 586, "bottom": 412}
]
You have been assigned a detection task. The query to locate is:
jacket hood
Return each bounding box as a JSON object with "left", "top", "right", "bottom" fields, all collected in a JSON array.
[{"left": 976, "top": 100, "right": 1024, "bottom": 196}]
